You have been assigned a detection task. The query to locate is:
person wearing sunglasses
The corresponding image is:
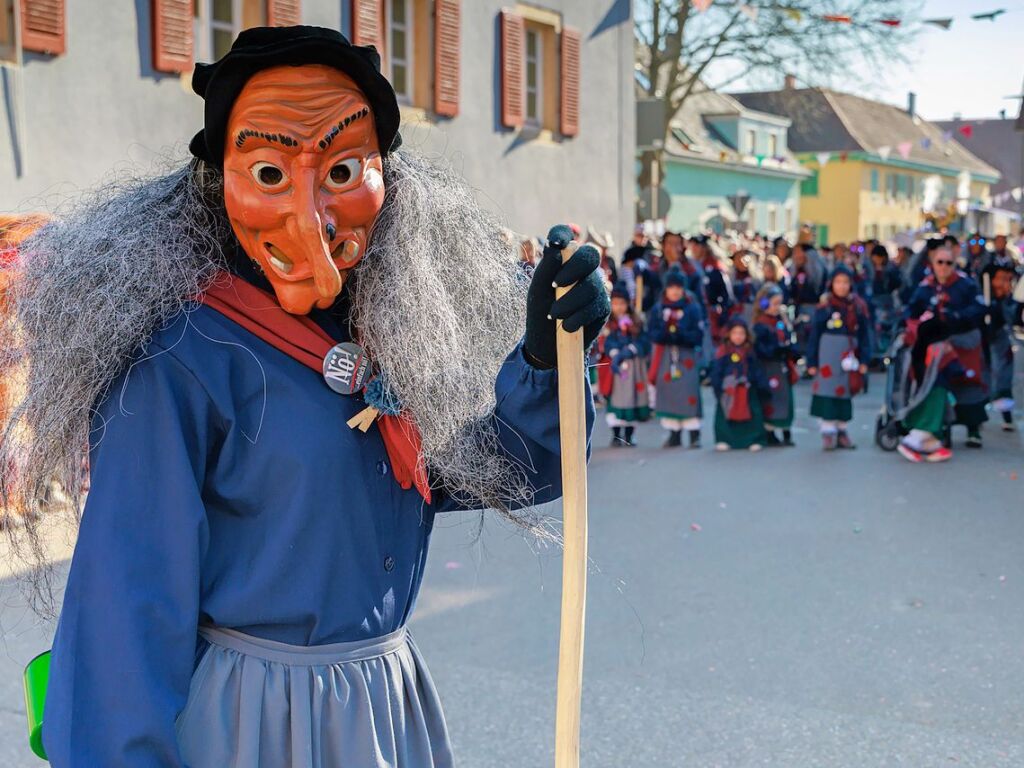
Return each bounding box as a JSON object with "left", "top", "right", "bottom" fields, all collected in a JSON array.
[
  {"left": 899, "top": 246, "right": 988, "bottom": 461},
  {"left": 965, "top": 233, "right": 990, "bottom": 278}
]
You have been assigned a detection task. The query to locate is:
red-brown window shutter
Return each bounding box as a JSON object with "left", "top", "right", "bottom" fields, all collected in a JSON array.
[
  {"left": 351, "top": 0, "right": 383, "bottom": 50},
  {"left": 267, "top": 0, "right": 302, "bottom": 26},
  {"left": 434, "top": 0, "right": 461, "bottom": 117},
  {"left": 560, "top": 26, "right": 580, "bottom": 137},
  {"left": 20, "top": 0, "right": 66, "bottom": 55},
  {"left": 500, "top": 9, "right": 524, "bottom": 129},
  {"left": 151, "top": 0, "right": 192, "bottom": 74}
]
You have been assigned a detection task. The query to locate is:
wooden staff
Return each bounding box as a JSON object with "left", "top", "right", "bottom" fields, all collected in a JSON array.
[
  {"left": 554, "top": 241, "right": 589, "bottom": 768},
  {"left": 634, "top": 273, "right": 645, "bottom": 316},
  {"left": 983, "top": 272, "right": 992, "bottom": 326}
]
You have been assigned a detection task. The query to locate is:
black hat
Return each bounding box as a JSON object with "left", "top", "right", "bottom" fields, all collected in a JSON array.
[
  {"left": 665, "top": 265, "right": 687, "bottom": 288},
  {"left": 829, "top": 263, "right": 854, "bottom": 288},
  {"left": 610, "top": 281, "right": 630, "bottom": 302},
  {"left": 189, "top": 25, "right": 402, "bottom": 168}
]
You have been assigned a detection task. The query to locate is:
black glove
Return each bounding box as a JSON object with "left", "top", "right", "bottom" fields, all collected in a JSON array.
[{"left": 524, "top": 224, "right": 611, "bottom": 369}]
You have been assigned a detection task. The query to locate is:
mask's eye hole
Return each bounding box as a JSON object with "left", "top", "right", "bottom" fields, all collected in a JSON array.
[
  {"left": 326, "top": 158, "right": 362, "bottom": 190},
  {"left": 250, "top": 162, "right": 286, "bottom": 188}
]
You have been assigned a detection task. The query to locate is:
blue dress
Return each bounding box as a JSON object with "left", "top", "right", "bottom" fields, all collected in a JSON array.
[{"left": 43, "top": 301, "right": 593, "bottom": 766}]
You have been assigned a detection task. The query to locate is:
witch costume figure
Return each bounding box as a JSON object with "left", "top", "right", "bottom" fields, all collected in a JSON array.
[
  {"left": 602, "top": 282, "right": 651, "bottom": 446},
  {"left": 752, "top": 284, "right": 798, "bottom": 447},
  {"left": 0, "top": 27, "right": 610, "bottom": 767}
]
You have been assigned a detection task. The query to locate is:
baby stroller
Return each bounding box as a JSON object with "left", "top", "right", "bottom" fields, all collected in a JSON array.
[{"left": 874, "top": 331, "right": 951, "bottom": 451}]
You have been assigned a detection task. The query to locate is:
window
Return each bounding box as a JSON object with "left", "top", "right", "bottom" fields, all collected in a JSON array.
[
  {"left": 386, "top": 0, "right": 413, "bottom": 104},
  {"left": 744, "top": 129, "right": 756, "bottom": 154},
  {"left": 194, "top": 0, "right": 241, "bottom": 61},
  {"left": 768, "top": 133, "right": 778, "bottom": 157},
  {"left": 784, "top": 205, "right": 794, "bottom": 233},
  {"left": 0, "top": 0, "right": 14, "bottom": 63},
  {"left": 870, "top": 168, "right": 879, "bottom": 192},
  {"left": 767, "top": 205, "right": 778, "bottom": 233},
  {"left": 745, "top": 202, "right": 756, "bottom": 231},
  {"left": 524, "top": 28, "right": 542, "bottom": 127}
]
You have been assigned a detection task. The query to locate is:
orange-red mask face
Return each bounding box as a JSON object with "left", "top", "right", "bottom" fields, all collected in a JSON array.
[{"left": 223, "top": 65, "right": 385, "bottom": 314}]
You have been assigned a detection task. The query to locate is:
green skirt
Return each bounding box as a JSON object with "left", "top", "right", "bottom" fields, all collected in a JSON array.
[
  {"left": 714, "top": 396, "right": 766, "bottom": 448},
  {"left": 810, "top": 394, "right": 852, "bottom": 422},
  {"left": 904, "top": 385, "right": 949, "bottom": 436},
  {"left": 608, "top": 405, "right": 651, "bottom": 422},
  {"left": 763, "top": 387, "right": 795, "bottom": 429}
]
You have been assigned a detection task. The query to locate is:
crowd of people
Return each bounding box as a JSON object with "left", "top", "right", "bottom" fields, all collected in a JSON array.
[{"left": 533, "top": 224, "right": 1024, "bottom": 461}]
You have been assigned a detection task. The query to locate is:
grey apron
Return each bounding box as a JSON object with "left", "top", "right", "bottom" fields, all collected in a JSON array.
[
  {"left": 653, "top": 345, "right": 701, "bottom": 419},
  {"left": 176, "top": 626, "right": 454, "bottom": 768},
  {"left": 761, "top": 359, "right": 793, "bottom": 423},
  {"left": 609, "top": 355, "right": 650, "bottom": 416},
  {"left": 813, "top": 332, "right": 856, "bottom": 399}
]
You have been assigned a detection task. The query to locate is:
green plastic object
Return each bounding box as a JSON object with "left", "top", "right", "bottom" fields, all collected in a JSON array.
[{"left": 23, "top": 649, "right": 50, "bottom": 760}]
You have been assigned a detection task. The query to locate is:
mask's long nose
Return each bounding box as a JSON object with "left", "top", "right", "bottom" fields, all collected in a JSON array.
[{"left": 293, "top": 169, "right": 341, "bottom": 301}]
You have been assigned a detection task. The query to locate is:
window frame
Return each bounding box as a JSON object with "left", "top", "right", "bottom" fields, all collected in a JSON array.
[
  {"left": 385, "top": 0, "right": 414, "bottom": 105},
  {"left": 744, "top": 128, "right": 756, "bottom": 155},
  {"left": 0, "top": 0, "right": 16, "bottom": 64},
  {"left": 768, "top": 133, "right": 778, "bottom": 157},
  {"left": 195, "top": 0, "right": 243, "bottom": 62},
  {"left": 523, "top": 26, "right": 542, "bottom": 128}
]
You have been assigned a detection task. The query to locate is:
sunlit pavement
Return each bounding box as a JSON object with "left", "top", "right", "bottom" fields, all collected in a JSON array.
[{"left": 1, "top": 375, "right": 1022, "bottom": 767}]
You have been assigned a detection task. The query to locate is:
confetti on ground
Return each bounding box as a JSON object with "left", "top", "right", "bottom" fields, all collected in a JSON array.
[
  {"left": 690, "top": 523, "right": 702, "bottom": 532},
  {"left": 1000, "top": 575, "right": 1007, "bottom": 583},
  {"left": 444, "top": 561, "right": 462, "bottom": 570},
  {"left": 853, "top": 526, "right": 862, "bottom": 534},
  {"left": 1011, "top": 472, "right": 1018, "bottom": 481},
  {"left": 718, "top": 502, "right": 727, "bottom": 509}
]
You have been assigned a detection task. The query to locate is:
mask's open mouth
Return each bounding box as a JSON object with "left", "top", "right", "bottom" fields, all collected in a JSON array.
[{"left": 263, "top": 236, "right": 363, "bottom": 281}]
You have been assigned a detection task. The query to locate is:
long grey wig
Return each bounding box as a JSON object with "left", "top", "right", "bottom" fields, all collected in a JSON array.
[{"left": 0, "top": 150, "right": 542, "bottom": 595}]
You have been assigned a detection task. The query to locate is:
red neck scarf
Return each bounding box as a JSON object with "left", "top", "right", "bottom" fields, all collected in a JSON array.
[{"left": 201, "top": 271, "right": 431, "bottom": 503}]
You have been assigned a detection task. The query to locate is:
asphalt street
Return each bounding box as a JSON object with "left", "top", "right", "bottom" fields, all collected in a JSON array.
[{"left": 0, "top": 376, "right": 1022, "bottom": 767}]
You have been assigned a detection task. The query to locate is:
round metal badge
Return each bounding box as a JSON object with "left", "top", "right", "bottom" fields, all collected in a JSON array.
[{"left": 323, "top": 342, "right": 372, "bottom": 395}]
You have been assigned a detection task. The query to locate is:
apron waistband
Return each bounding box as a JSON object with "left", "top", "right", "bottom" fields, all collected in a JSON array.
[{"left": 198, "top": 626, "right": 410, "bottom": 666}]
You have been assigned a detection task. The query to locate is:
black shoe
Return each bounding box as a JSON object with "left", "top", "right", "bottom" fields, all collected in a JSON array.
[
  {"left": 966, "top": 431, "right": 983, "bottom": 448},
  {"left": 765, "top": 431, "right": 782, "bottom": 447},
  {"left": 782, "top": 429, "right": 795, "bottom": 446},
  {"left": 837, "top": 430, "right": 856, "bottom": 450},
  {"left": 611, "top": 426, "right": 622, "bottom": 447},
  {"left": 623, "top": 427, "right": 637, "bottom": 447},
  {"left": 663, "top": 430, "right": 682, "bottom": 448},
  {"left": 688, "top": 429, "right": 701, "bottom": 448}
]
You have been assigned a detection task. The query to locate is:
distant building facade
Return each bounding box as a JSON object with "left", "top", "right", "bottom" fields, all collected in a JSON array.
[
  {"left": 0, "top": 0, "right": 634, "bottom": 246},
  {"left": 733, "top": 87, "right": 1000, "bottom": 245},
  {"left": 647, "top": 85, "right": 808, "bottom": 238}
]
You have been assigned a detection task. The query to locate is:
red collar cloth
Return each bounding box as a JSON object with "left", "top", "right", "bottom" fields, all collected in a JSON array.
[{"left": 201, "top": 271, "right": 432, "bottom": 503}]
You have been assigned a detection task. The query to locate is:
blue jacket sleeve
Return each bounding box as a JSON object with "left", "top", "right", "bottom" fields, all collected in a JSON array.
[
  {"left": 435, "top": 340, "right": 595, "bottom": 513},
  {"left": 856, "top": 310, "right": 872, "bottom": 361},
  {"left": 753, "top": 323, "right": 777, "bottom": 361},
  {"left": 946, "top": 280, "right": 986, "bottom": 332},
  {"left": 709, "top": 355, "right": 725, "bottom": 397},
  {"left": 44, "top": 345, "right": 215, "bottom": 767}
]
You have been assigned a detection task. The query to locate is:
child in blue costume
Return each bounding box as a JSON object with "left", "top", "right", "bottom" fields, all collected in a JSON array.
[
  {"left": 806, "top": 265, "right": 871, "bottom": 451},
  {"left": 710, "top": 318, "right": 770, "bottom": 451},
  {"left": 603, "top": 282, "right": 651, "bottom": 446},
  {"left": 0, "top": 27, "right": 609, "bottom": 768}
]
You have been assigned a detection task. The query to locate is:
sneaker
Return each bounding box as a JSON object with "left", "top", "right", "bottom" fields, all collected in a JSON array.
[
  {"left": 749, "top": 443, "right": 763, "bottom": 452},
  {"left": 714, "top": 442, "right": 730, "bottom": 452},
  {"left": 924, "top": 446, "right": 953, "bottom": 463},
  {"left": 897, "top": 443, "right": 923, "bottom": 463},
  {"left": 822, "top": 433, "right": 837, "bottom": 451},
  {"left": 966, "top": 433, "right": 983, "bottom": 448},
  {"left": 836, "top": 430, "right": 856, "bottom": 450}
]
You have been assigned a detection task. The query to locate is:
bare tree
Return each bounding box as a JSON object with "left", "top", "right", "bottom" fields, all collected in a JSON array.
[{"left": 635, "top": 0, "right": 921, "bottom": 193}]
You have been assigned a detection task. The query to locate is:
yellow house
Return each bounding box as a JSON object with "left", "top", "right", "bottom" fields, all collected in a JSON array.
[{"left": 733, "top": 87, "right": 1000, "bottom": 245}]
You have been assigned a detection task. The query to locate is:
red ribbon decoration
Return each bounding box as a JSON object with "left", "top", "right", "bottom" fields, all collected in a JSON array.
[{"left": 201, "top": 272, "right": 432, "bottom": 503}]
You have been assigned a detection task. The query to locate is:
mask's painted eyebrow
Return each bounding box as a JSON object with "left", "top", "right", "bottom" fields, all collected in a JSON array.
[
  {"left": 318, "top": 106, "right": 371, "bottom": 151},
  {"left": 234, "top": 129, "right": 301, "bottom": 150}
]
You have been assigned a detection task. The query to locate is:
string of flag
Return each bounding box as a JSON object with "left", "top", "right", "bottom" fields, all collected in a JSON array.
[{"left": 691, "top": 2, "right": 1020, "bottom": 31}]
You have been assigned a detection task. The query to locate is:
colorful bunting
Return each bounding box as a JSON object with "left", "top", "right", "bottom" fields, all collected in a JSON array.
[
  {"left": 815, "top": 151, "right": 831, "bottom": 167},
  {"left": 782, "top": 7, "right": 803, "bottom": 22},
  {"left": 920, "top": 137, "right": 932, "bottom": 149},
  {"left": 941, "top": 130, "right": 954, "bottom": 142},
  {"left": 839, "top": 151, "right": 849, "bottom": 162},
  {"left": 879, "top": 19, "right": 901, "bottom": 27},
  {"left": 1013, "top": 188, "right": 1023, "bottom": 203},
  {"left": 822, "top": 15, "right": 852, "bottom": 23},
  {"left": 924, "top": 18, "right": 954, "bottom": 29},
  {"left": 971, "top": 9, "right": 1006, "bottom": 22},
  {"left": 897, "top": 141, "right": 913, "bottom": 160},
  {"left": 878, "top": 146, "right": 892, "bottom": 161},
  {"left": 692, "top": 0, "right": 713, "bottom": 11},
  {"left": 719, "top": 150, "right": 729, "bottom": 162},
  {"left": 755, "top": 154, "right": 765, "bottom": 166},
  {"left": 959, "top": 125, "right": 974, "bottom": 138}
]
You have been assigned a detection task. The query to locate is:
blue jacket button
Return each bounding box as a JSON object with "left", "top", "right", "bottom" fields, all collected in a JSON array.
[
  {"left": 376, "top": 460, "right": 389, "bottom": 476},
  {"left": 384, "top": 556, "right": 396, "bottom": 572}
]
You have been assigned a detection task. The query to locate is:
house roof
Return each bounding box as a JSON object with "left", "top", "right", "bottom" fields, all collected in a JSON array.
[
  {"left": 934, "top": 118, "right": 1023, "bottom": 196},
  {"left": 661, "top": 84, "right": 807, "bottom": 179},
  {"left": 731, "top": 88, "right": 1000, "bottom": 180}
]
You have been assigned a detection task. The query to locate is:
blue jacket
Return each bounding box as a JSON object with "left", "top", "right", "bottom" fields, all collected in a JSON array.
[
  {"left": 905, "top": 271, "right": 986, "bottom": 333},
  {"left": 806, "top": 295, "right": 872, "bottom": 368},
  {"left": 603, "top": 315, "right": 650, "bottom": 373},
  {"left": 648, "top": 294, "right": 704, "bottom": 349},
  {"left": 709, "top": 344, "right": 770, "bottom": 398},
  {"left": 43, "top": 303, "right": 594, "bottom": 766}
]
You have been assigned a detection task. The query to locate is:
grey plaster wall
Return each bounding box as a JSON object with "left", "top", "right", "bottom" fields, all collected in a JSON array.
[{"left": 1, "top": 0, "right": 633, "bottom": 249}]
